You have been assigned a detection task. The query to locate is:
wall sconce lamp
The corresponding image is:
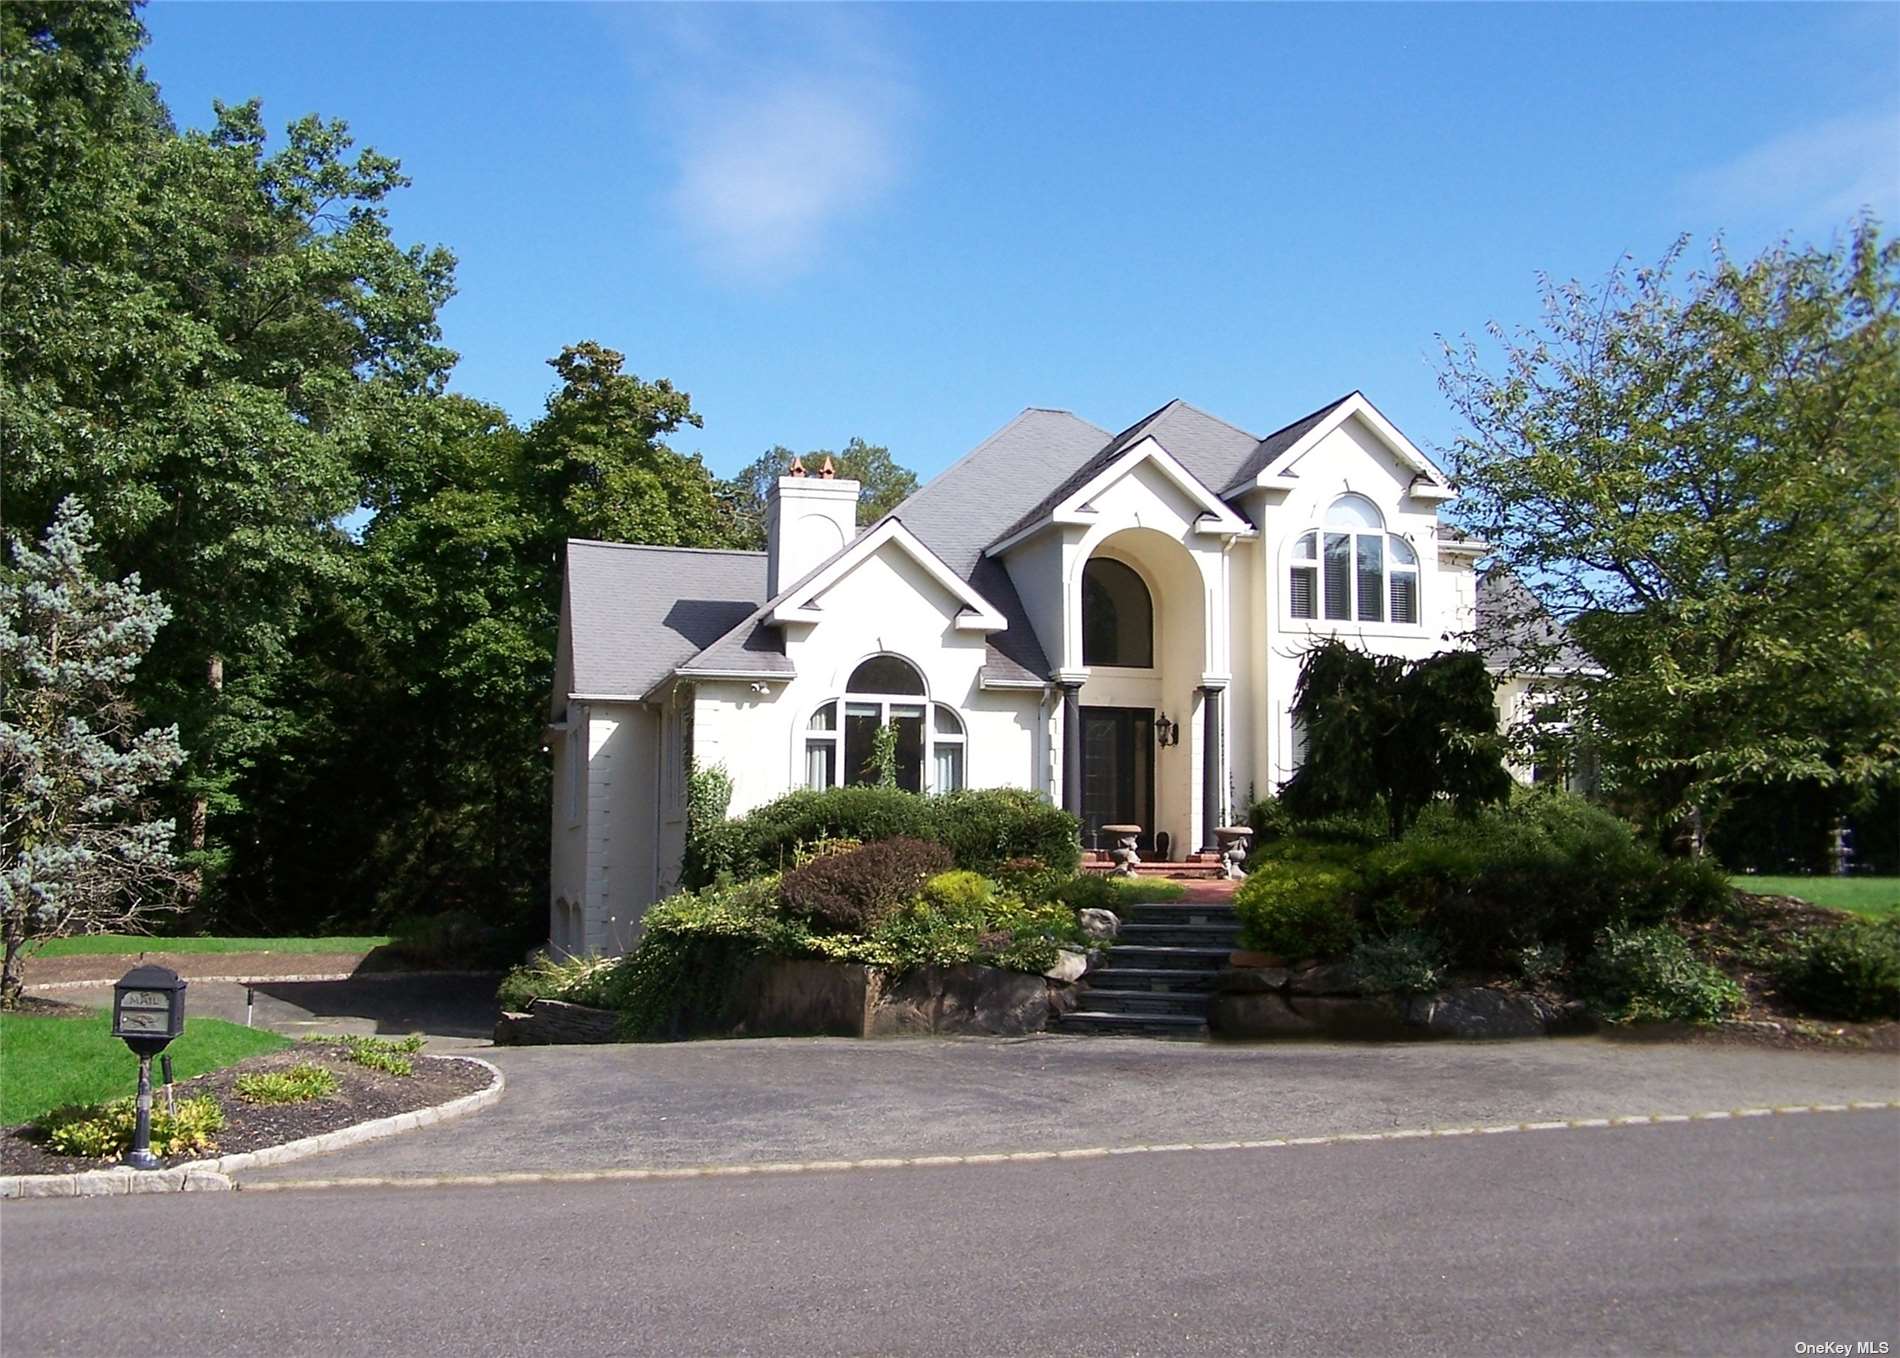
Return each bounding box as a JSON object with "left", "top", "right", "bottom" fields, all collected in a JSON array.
[{"left": 1155, "top": 713, "right": 1179, "bottom": 747}]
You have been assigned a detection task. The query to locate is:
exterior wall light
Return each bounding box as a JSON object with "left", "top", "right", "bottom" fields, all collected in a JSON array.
[{"left": 1155, "top": 713, "right": 1179, "bottom": 747}]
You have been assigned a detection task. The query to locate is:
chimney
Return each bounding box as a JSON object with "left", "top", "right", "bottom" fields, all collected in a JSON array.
[{"left": 766, "top": 470, "right": 860, "bottom": 597}]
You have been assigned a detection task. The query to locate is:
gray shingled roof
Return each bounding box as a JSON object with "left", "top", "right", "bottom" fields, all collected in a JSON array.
[
  {"left": 985, "top": 400, "right": 1269, "bottom": 550},
  {"left": 1474, "top": 570, "right": 1593, "bottom": 673},
  {"left": 563, "top": 541, "right": 770, "bottom": 697},
  {"left": 1216, "top": 393, "right": 1355, "bottom": 496}
]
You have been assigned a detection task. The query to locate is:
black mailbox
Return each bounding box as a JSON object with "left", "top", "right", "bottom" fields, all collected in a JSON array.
[{"left": 113, "top": 964, "right": 187, "bottom": 1055}]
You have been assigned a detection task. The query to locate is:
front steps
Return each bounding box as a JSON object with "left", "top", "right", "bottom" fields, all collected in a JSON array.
[
  {"left": 1054, "top": 901, "right": 1241, "bottom": 1038},
  {"left": 1080, "top": 855, "right": 1227, "bottom": 881}
]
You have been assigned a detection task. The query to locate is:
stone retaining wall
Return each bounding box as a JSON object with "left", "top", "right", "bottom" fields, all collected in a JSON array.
[{"left": 1208, "top": 962, "right": 1592, "bottom": 1041}]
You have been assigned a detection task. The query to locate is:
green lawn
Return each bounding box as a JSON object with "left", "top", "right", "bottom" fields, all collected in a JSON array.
[
  {"left": 1733, "top": 875, "right": 1900, "bottom": 921},
  {"left": 0, "top": 1009, "right": 291, "bottom": 1125},
  {"left": 33, "top": 934, "right": 391, "bottom": 958}
]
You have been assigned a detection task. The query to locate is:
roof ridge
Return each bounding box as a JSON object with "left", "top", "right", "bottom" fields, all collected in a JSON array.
[
  {"left": 888, "top": 406, "right": 1113, "bottom": 520},
  {"left": 1163, "top": 399, "right": 1262, "bottom": 443},
  {"left": 567, "top": 539, "right": 767, "bottom": 557}
]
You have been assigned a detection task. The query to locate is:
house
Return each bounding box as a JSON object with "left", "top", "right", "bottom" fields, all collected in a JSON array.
[{"left": 546, "top": 392, "right": 1537, "bottom": 958}]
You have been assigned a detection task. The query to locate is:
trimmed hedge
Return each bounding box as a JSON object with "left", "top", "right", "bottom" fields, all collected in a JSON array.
[
  {"left": 688, "top": 786, "right": 1079, "bottom": 887},
  {"left": 1778, "top": 917, "right": 1900, "bottom": 1021}
]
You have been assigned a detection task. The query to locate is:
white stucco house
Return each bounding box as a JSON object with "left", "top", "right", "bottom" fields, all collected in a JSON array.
[{"left": 547, "top": 392, "right": 1556, "bottom": 957}]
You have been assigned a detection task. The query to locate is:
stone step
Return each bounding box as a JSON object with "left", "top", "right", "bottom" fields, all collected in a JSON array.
[
  {"left": 1075, "top": 988, "right": 1210, "bottom": 1017},
  {"left": 1117, "top": 923, "right": 1241, "bottom": 944},
  {"left": 1103, "top": 943, "right": 1234, "bottom": 969},
  {"left": 1083, "top": 966, "right": 1220, "bottom": 992},
  {"left": 1054, "top": 1010, "right": 1207, "bottom": 1037},
  {"left": 1124, "top": 904, "right": 1240, "bottom": 928}
]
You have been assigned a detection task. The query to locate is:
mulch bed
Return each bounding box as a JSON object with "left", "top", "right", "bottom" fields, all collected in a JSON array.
[{"left": 0, "top": 1041, "right": 494, "bottom": 1177}]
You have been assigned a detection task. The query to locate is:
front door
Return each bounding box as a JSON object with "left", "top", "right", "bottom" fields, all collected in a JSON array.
[{"left": 1080, "top": 706, "right": 1154, "bottom": 853}]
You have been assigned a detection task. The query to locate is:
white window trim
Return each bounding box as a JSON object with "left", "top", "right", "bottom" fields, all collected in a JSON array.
[{"left": 1281, "top": 501, "right": 1425, "bottom": 633}]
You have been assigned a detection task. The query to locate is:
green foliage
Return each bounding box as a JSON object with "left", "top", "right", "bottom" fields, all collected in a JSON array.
[
  {"left": 497, "top": 951, "right": 622, "bottom": 1011},
  {"left": 1516, "top": 941, "right": 1568, "bottom": 984},
  {"left": 1442, "top": 223, "right": 1900, "bottom": 848},
  {"left": 1580, "top": 925, "right": 1744, "bottom": 1024},
  {"left": 1009, "top": 869, "right": 1186, "bottom": 911},
  {"left": 234, "top": 1063, "right": 340, "bottom": 1105},
  {"left": 721, "top": 438, "right": 922, "bottom": 543},
  {"left": 2, "top": 499, "right": 187, "bottom": 1005},
  {"left": 1777, "top": 918, "right": 1900, "bottom": 1021},
  {"left": 332, "top": 1033, "right": 424, "bottom": 1077},
  {"left": 691, "top": 785, "right": 1079, "bottom": 888},
  {"left": 1360, "top": 791, "right": 1723, "bottom": 969},
  {"left": 866, "top": 722, "right": 901, "bottom": 788},
  {"left": 682, "top": 762, "right": 735, "bottom": 887},
  {"left": 1351, "top": 929, "right": 1444, "bottom": 996},
  {"left": 1233, "top": 848, "right": 1364, "bottom": 958},
  {"left": 780, "top": 837, "right": 955, "bottom": 933},
  {"left": 38, "top": 1095, "right": 225, "bottom": 1161},
  {"left": 1246, "top": 796, "right": 1297, "bottom": 843},
  {"left": 1281, "top": 641, "right": 1512, "bottom": 838}
]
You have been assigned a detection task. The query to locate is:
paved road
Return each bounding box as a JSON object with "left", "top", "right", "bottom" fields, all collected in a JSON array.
[
  {"left": 231, "top": 1031, "right": 1900, "bottom": 1184},
  {"left": 4, "top": 1111, "right": 1895, "bottom": 1356}
]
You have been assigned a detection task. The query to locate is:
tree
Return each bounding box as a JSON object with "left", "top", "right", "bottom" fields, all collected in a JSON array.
[
  {"left": 4, "top": 3, "right": 458, "bottom": 911},
  {"left": 1281, "top": 641, "right": 1512, "bottom": 839},
  {"left": 1, "top": 500, "right": 185, "bottom": 1007},
  {"left": 527, "top": 342, "right": 740, "bottom": 548},
  {"left": 722, "top": 438, "right": 920, "bottom": 548},
  {"left": 1439, "top": 221, "right": 1900, "bottom": 850}
]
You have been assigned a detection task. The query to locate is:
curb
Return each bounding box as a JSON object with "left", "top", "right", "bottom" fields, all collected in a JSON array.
[
  {"left": 0, "top": 1055, "right": 505, "bottom": 1200},
  {"left": 26, "top": 969, "right": 500, "bottom": 993},
  {"left": 238, "top": 1098, "right": 1900, "bottom": 1195}
]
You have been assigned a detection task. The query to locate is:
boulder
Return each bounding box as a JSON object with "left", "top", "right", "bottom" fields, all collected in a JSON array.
[
  {"left": 727, "top": 959, "right": 881, "bottom": 1038},
  {"left": 1289, "top": 994, "right": 1411, "bottom": 1040},
  {"left": 1044, "top": 948, "right": 1089, "bottom": 985},
  {"left": 1288, "top": 961, "right": 1362, "bottom": 996},
  {"left": 867, "top": 964, "right": 1053, "bottom": 1037},
  {"left": 1228, "top": 950, "right": 1286, "bottom": 969},
  {"left": 493, "top": 998, "right": 622, "bottom": 1046},
  {"left": 1078, "top": 908, "right": 1121, "bottom": 941},
  {"left": 1404, "top": 987, "right": 1558, "bottom": 1039},
  {"left": 1212, "top": 966, "right": 1290, "bottom": 994},
  {"left": 1209, "top": 990, "right": 1320, "bottom": 1038}
]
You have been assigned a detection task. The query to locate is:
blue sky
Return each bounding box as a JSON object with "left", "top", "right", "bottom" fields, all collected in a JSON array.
[{"left": 142, "top": 2, "right": 1899, "bottom": 483}]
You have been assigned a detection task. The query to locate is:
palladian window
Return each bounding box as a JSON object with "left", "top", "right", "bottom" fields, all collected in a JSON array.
[
  {"left": 803, "top": 655, "right": 966, "bottom": 793},
  {"left": 1082, "top": 557, "right": 1153, "bottom": 668},
  {"left": 1288, "top": 494, "right": 1420, "bottom": 626}
]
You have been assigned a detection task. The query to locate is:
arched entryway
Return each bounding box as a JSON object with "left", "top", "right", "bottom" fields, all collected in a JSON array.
[{"left": 1067, "top": 527, "right": 1214, "bottom": 855}]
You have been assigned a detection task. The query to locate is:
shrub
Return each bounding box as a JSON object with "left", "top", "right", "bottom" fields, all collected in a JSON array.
[
  {"left": 779, "top": 837, "right": 954, "bottom": 933},
  {"left": 1351, "top": 929, "right": 1443, "bottom": 995},
  {"left": 39, "top": 1095, "right": 225, "bottom": 1160},
  {"left": 1580, "top": 925, "right": 1744, "bottom": 1024},
  {"left": 691, "top": 786, "right": 1079, "bottom": 887},
  {"left": 235, "top": 1063, "right": 340, "bottom": 1105},
  {"left": 497, "top": 952, "right": 621, "bottom": 1010},
  {"left": 1361, "top": 791, "right": 1697, "bottom": 968},
  {"left": 1516, "top": 941, "right": 1567, "bottom": 983},
  {"left": 1233, "top": 857, "right": 1362, "bottom": 959},
  {"left": 1037, "top": 872, "right": 1187, "bottom": 910},
  {"left": 1778, "top": 918, "right": 1900, "bottom": 1021},
  {"left": 681, "top": 762, "right": 736, "bottom": 885},
  {"left": 920, "top": 870, "right": 995, "bottom": 914},
  {"left": 333, "top": 1033, "right": 425, "bottom": 1076},
  {"left": 1247, "top": 796, "right": 1297, "bottom": 843}
]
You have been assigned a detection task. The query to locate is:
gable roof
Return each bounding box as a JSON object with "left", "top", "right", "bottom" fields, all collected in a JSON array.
[
  {"left": 985, "top": 399, "right": 1269, "bottom": 551},
  {"left": 563, "top": 541, "right": 769, "bottom": 698},
  {"left": 1220, "top": 391, "right": 1453, "bottom": 498},
  {"left": 1216, "top": 393, "right": 1355, "bottom": 496}
]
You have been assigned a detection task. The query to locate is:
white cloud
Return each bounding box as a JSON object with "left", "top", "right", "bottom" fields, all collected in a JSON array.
[
  {"left": 630, "top": 8, "right": 915, "bottom": 283},
  {"left": 1683, "top": 109, "right": 1900, "bottom": 232}
]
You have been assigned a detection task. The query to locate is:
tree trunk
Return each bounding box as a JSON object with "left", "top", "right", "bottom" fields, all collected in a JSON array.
[{"left": 180, "top": 653, "right": 224, "bottom": 917}]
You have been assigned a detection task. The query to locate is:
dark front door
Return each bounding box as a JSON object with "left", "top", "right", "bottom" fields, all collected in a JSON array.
[{"left": 1080, "top": 706, "right": 1154, "bottom": 852}]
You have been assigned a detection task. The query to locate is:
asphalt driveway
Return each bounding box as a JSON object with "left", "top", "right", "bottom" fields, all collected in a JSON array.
[{"left": 234, "top": 1032, "right": 1900, "bottom": 1184}]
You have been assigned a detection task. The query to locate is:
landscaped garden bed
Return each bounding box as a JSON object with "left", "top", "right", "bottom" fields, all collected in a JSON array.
[
  {"left": 1209, "top": 790, "right": 1900, "bottom": 1046},
  {"left": 0, "top": 1032, "right": 493, "bottom": 1176},
  {"left": 498, "top": 785, "right": 1182, "bottom": 1041}
]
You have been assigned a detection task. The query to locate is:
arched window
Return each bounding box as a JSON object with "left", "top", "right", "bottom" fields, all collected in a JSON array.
[
  {"left": 1082, "top": 557, "right": 1153, "bottom": 668},
  {"left": 1288, "top": 495, "right": 1420, "bottom": 626},
  {"left": 803, "top": 656, "right": 965, "bottom": 793}
]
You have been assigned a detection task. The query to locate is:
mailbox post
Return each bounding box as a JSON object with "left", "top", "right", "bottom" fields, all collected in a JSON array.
[{"left": 112, "top": 965, "right": 188, "bottom": 1170}]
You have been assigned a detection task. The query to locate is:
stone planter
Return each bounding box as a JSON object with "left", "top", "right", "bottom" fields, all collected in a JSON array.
[{"left": 723, "top": 958, "right": 1070, "bottom": 1039}]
